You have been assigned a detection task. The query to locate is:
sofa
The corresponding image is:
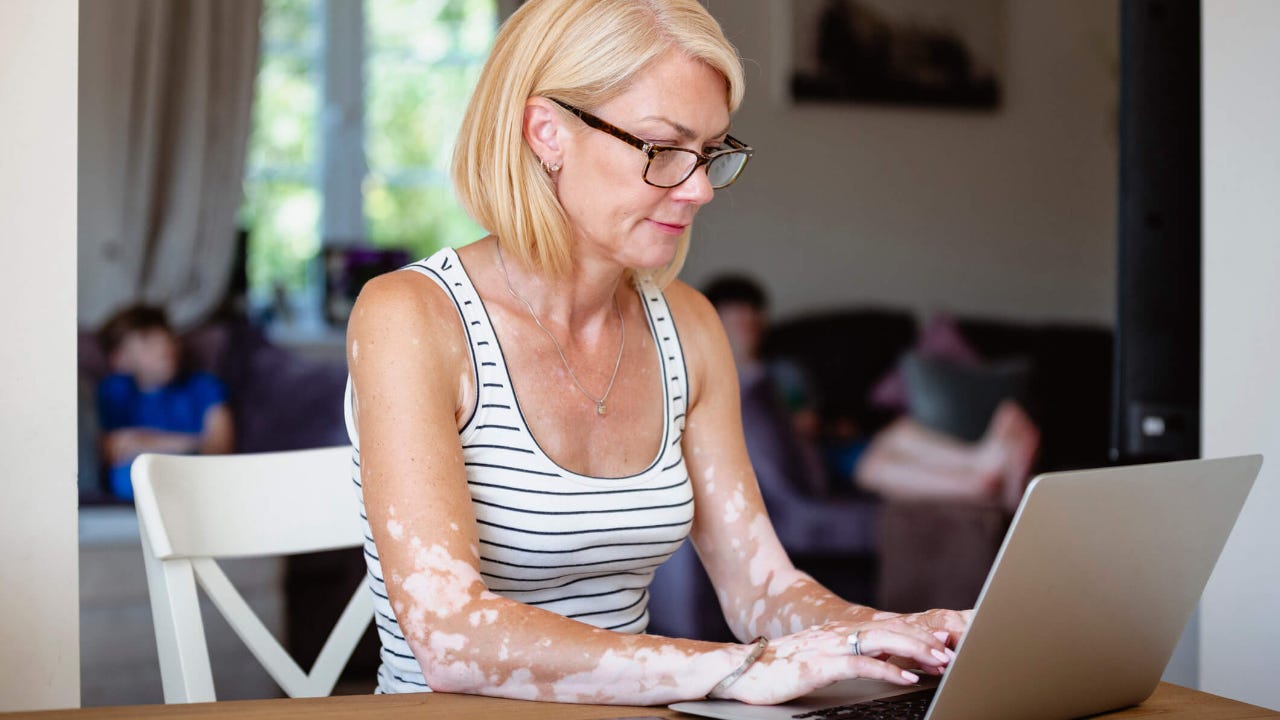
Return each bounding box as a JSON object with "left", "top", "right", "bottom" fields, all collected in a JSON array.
[{"left": 647, "top": 307, "right": 1112, "bottom": 640}]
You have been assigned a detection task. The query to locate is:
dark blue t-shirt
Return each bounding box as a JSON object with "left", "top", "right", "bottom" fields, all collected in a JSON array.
[{"left": 97, "top": 371, "right": 228, "bottom": 499}]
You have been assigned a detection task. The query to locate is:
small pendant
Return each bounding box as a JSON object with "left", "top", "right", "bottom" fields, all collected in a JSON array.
[{"left": 596, "top": 401, "right": 607, "bottom": 416}]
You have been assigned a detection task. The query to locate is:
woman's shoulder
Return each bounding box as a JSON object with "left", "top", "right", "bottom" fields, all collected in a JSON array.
[
  {"left": 654, "top": 278, "right": 731, "bottom": 369},
  {"left": 352, "top": 256, "right": 462, "bottom": 328},
  {"left": 347, "top": 257, "right": 472, "bottom": 367},
  {"left": 657, "top": 278, "right": 720, "bottom": 331}
]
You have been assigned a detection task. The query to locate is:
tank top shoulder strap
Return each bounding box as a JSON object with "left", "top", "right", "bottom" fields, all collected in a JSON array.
[
  {"left": 401, "top": 247, "right": 513, "bottom": 442},
  {"left": 633, "top": 275, "right": 689, "bottom": 447}
]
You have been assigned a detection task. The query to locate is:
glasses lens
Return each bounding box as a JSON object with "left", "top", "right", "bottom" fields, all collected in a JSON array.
[
  {"left": 707, "top": 151, "right": 748, "bottom": 188},
  {"left": 646, "top": 148, "right": 699, "bottom": 188}
]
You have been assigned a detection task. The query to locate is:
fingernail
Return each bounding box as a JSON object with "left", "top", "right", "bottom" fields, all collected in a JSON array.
[
  {"left": 947, "top": 648, "right": 957, "bottom": 660},
  {"left": 901, "top": 670, "right": 919, "bottom": 683},
  {"left": 931, "top": 648, "right": 949, "bottom": 663},
  {"left": 932, "top": 631, "right": 949, "bottom": 642}
]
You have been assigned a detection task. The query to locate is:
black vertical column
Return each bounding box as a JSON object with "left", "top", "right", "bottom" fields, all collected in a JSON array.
[{"left": 1112, "top": 0, "right": 1201, "bottom": 462}]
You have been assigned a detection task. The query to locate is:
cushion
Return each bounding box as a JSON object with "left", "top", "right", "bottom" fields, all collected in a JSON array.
[
  {"left": 902, "top": 352, "right": 1031, "bottom": 443},
  {"left": 870, "top": 312, "right": 983, "bottom": 413}
]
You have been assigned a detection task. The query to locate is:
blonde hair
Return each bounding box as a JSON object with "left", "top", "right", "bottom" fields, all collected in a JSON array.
[{"left": 451, "top": 0, "right": 745, "bottom": 288}]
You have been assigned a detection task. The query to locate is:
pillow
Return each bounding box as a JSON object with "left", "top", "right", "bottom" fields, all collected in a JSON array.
[
  {"left": 902, "top": 352, "right": 1031, "bottom": 443},
  {"left": 869, "top": 312, "right": 983, "bottom": 413}
]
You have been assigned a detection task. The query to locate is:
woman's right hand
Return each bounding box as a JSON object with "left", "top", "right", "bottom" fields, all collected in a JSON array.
[{"left": 719, "top": 618, "right": 953, "bottom": 706}]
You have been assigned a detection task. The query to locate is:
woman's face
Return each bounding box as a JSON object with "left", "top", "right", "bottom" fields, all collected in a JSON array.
[{"left": 554, "top": 52, "right": 732, "bottom": 272}]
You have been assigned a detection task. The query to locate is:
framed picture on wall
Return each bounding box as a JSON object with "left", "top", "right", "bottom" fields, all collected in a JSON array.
[{"left": 789, "top": 0, "right": 1005, "bottom": 109}]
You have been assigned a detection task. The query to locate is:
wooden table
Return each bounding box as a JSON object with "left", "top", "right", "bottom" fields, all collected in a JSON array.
[{"left": 5, "top": 683, "right": 1277, "bottom": 719}]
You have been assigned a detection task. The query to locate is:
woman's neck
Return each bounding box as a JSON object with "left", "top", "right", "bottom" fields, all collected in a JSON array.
[{"left": 495, "top": 240, "right": 626, "bottom": 338}]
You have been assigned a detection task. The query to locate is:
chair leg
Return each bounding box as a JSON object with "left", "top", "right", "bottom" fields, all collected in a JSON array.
[{"left": 139, "top": 517, "right": 217, "bottom": 703}]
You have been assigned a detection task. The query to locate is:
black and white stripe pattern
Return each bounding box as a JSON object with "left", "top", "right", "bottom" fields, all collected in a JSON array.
[{"left": 346, "top": 247, "right": 692, "bottom": 694}]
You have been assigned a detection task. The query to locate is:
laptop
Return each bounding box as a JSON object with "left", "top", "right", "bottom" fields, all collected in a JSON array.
[{"left": 670, "top": 455, "right": 1263, "bottom": 720}]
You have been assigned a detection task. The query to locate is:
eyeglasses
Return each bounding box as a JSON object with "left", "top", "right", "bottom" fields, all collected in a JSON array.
[{"left": 550, "top": 98, "right": 753, "bottom": 190}]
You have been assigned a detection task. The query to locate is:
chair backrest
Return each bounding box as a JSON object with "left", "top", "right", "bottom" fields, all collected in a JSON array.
[{"left": 132, "top": 446, "right": 372, "bottom": 703}]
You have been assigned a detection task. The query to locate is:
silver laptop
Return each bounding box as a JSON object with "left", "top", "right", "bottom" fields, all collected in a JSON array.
[{"left": 670, "top": 455, "right": 1262, "bottom": 720}]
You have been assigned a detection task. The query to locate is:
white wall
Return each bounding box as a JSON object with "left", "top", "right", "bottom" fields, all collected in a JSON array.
[
  {"left": 0, "top": 0, "right": 80, "bottom": 712},
  {"left": 692, "top": 0, "right": 1118, "bottom": 324},
  {"left": 1200, "top": 1, "right": 1280, "bottom": 711}
]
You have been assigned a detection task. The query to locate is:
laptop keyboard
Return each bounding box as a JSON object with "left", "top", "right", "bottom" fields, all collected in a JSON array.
[{"left": 791, "top": 688, "right": 936, "bottom": 720}]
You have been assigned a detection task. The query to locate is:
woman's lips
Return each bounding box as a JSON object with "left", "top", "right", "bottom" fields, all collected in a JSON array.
[{"left": 648, "top": 219, "right": 688, "bottom": 235}]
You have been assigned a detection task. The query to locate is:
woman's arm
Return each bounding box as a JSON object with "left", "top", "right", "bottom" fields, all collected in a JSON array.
[
  {"left": 349, "top": 271, "right": 754, "bottom": 705},
  {"left": 666, "top": 283, "right": 968, "bottom": 697}
]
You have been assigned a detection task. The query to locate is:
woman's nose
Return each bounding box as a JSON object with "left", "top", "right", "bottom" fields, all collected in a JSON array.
[{"left": 671, "top": 164, "right": 715, "bottom": 205}]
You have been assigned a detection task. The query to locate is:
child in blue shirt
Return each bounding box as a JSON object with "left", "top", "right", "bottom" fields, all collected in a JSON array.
[{"left": 96, "top": 305, "right": 235, "bottom": 500}]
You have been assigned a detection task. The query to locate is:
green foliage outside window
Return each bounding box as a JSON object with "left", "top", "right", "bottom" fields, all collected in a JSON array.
[
  {"left": 365, "top": 0, "right": 494, "bottom": 257},
  {"left": 240, "top": 0, "right": 495, "bottom": 308},
  {"left": 241, "top": 0, "right": 322, "bottom": 302}
]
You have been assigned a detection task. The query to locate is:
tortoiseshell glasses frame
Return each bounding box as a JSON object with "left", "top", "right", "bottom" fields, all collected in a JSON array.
[{"left": 549, "top": 98, "right": 753, "bottom": 189}]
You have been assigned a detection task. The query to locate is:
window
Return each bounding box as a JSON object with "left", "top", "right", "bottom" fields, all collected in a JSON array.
[
  {"left": 365, "top": 0, "right": 493, "bottom": 252},
  {"left": 242, "top": 0, "right": 323, "bottom": 311},
  {"left": 241, "top": 0, "right": 496, "bottom": 323}
]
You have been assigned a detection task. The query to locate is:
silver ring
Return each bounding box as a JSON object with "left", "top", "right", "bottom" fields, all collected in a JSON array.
[{"left": 848, "top": 631, "right": 863, "bottom": 656}]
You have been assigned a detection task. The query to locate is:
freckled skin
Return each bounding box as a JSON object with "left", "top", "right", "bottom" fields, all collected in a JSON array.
[{"left": 346, "top": 52, "right": 971, "bottom": 707}]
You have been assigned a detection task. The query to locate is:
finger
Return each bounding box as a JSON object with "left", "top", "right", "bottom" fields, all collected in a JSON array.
[
  {"left": 848, "top": 656, "right": 921, "bottom": 686},
  {"left": 885, "top": 655, "right": 944, "bottom": 675},
  {"left": 929, "top": 631, "right": 959, "bottom": 661},
  {"left": 936, "top": 610, "right": 974, "bottom": 644},
  {"left": 903, "top": 610, "right": 971, "bottom": 645},
  {"left": 873, "top": 619, "right": 951, "bottom": 654},
  {"left": 855, "top": 629, "right": 951, "bottom": 669}
]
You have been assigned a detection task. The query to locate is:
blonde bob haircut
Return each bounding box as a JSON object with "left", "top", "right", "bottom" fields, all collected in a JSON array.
[{"left": 451, "top": 0, "right": 745, "bottom": 288}]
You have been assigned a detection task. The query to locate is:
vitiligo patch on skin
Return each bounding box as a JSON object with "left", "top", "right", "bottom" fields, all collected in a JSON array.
[
  {"left": 400, "top": 540, "right": 486, "bottom": 637},
  {"left": 387, "top": 518, "right": 405, "bottom": 541},
  {"left": 492, "top": 668, "right": 540, "bottom": 700},
  {"left": 548, "top": 644, "right": 738, "bottom": 705},
  {"left": 723, "top": 488, "right": 747, "bottom": 523},
  {"left": 428, "top": 630, "right": 469, "bottom": 654},
  {"left": 468, "top": 609, "right": 499, "bottom": 627}
]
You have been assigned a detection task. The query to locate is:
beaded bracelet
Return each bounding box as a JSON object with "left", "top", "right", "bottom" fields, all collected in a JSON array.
[{"left": 706, "top": 636, "right": 769, "bottom": 699}]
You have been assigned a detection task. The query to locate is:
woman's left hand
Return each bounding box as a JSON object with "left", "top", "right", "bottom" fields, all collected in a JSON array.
[{"left": 864, "top": 608, "right": 973, "bottom": 671}]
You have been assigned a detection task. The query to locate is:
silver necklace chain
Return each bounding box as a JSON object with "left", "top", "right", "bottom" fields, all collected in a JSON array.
[{"left": 496, "top": 244, "right": 626, "bottom": 416}]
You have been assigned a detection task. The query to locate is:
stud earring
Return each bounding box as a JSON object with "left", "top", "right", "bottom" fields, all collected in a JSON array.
[{"left": 541, "top": 158, "right": 561, "bottom": 173}]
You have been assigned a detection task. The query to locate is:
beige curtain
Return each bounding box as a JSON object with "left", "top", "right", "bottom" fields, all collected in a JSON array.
[{"left": 79, "top": 0, "right": 261, "bottom": 329}]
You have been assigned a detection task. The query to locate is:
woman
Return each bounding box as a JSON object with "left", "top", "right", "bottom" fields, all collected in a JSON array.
[{"left": 346, "top": 0, "right": 970, "bottom": 704}]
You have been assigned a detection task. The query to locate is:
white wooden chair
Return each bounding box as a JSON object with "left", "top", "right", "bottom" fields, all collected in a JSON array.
[{"left": 132, "top": 446, "right": 373, "bottom": 703}]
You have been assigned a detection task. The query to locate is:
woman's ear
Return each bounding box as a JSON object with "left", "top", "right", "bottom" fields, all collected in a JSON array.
[{"left": 523, "top": 97, "right": 564, "bottom": 168}]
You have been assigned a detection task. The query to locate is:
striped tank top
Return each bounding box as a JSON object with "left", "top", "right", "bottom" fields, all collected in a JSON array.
[{"left": 345, "top": 247, "right": 694, "bottom": 694}]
